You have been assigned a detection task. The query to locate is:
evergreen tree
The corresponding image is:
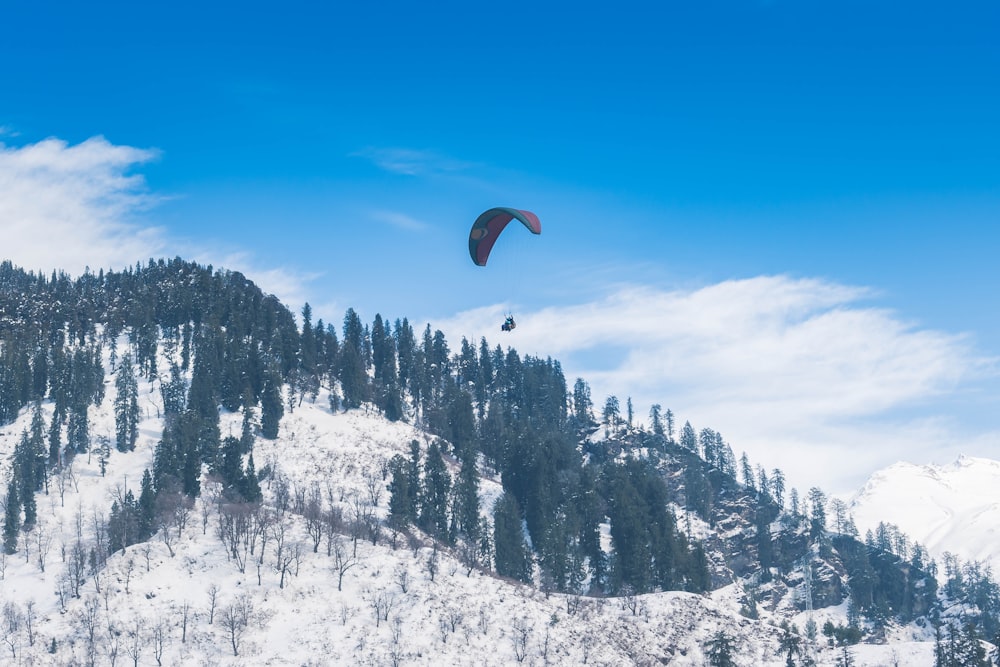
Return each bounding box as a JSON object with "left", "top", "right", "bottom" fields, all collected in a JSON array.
[
  {"left": 67, "top": 405, "right": 89, "bottom": 454},
  {"left": 2, "top": 478, "right": 21, "bottom": 554},
  {"left": 419, "top": 441, "right": 451, "bottom": 539},
  {"left": 260, "top": 365, "right": 284, "bottom": 439},
  {"left": 649, "top": 403, "right": 664, "bottom": 437},
  {"left": 114, "top": 353, "right": 140, "bottom": 452},
  {"left": 241, "top": 453, "right": 262, "bottom": 503},
  {"left": 777, "top": 622, "right": 802, "bottom": 666},
  {"left": 387, "top": 455, "right": 414, "bottom": 528},
  {"left": 339, "top": 308, "right": 368, "bottom": 409},
  {"left": 298, "top": 303, "right": 320, "bottom": 402},
  {"left": 219, "top": 435, "right": 245, "bottom": 492},
  {"left": 808, "top": 486, "right": 828, "bottom": 539},
  {"left": 47, "top": 412, "right": 63, "bottom": 466},
  {"left": 137, "top": 469, "right": 156, "bottom": 541},
  {"left": 452, "top": 451, "right": 481, "bottom": 543},
  {"left": 571, "top": 378, "right": 594, "bottom": 427},
  {"left": 493, "top": 493, "right": 532, "bottom": 583},
  {"left": 679, "top": 420, "right": 697, "bottom": 451},
  {"left": 14, "top": 430, "right": 37, "bottom": 528},
  {"left": 602, "top": 395, "right": 621, "bottom": 434},
  {"left": 705, "top": 631, "right": 737, "bottom": 667}
]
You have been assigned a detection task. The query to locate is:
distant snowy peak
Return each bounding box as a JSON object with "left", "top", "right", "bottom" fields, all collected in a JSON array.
[{"left": 848, "top": 455, "right": 1000, "bottom": 571}]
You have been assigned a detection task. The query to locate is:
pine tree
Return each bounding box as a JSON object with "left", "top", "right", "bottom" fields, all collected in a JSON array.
[
  {"left": 679, "top": 420, "right": 697, "bottom": 450},
  {"left": 705, "top": 631, "right": 737, "bottom": 667},
  {"left": 387, "top": 455, "right": 414, "bottom": 528},
  {"left": 241, "top": 453, "right": 262, "bottom": 503},
  {"left": 47, "top": 412, "right": 62, "bottom": 466},
  {"left": 571, "top": 378, "right": 594, "bottom": 427},
  {"left": 808, "top": 487, "right": 828, "bottom": 538},
  {"left": 114, "top": 353, "right": 140, "bottom": 452},
  {"left": 14, "top": 430, "right": 37, "bottom": 528},
  {"left": 2, "top": 478, "right": 21, "bottom": 554},
  {"left": 339, "top": 308, "right": 368, "bottom": 409},
  {"left": 649, "top": 404, "right": 664, "bottom": 437},
  {"left": 137, "top": 469, "right": 156, "bottom": 541},
  {"left": 219, "top": 436, "right": 245, "bottom": 492},
  {"left": 419, "top": 441, "right": 451, "bottom": 539},
  {"left": 493, "top": 493, "right": 532, "bottom": 583},
  {"left": 452, "top": 451, "right": 481, "bottom": 543},
  {"left": 260, "top": 366, "right": 284, "bottom": 439}
]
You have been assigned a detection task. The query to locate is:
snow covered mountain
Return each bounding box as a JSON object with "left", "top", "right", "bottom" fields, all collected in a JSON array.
[
  {"left": 848, "top": 455, "right": 1000, "bottom": 572},
  {"left": 0, "top": 257, "right": 991, "bottom": 666},
  {"left": 0, "top": 338, "right": 943, "bottom": 666}
]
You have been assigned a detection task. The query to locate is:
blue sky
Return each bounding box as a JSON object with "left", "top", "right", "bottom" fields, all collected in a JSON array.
[{"left": 2, "top": 0, "right": 998, "bottom": 494}]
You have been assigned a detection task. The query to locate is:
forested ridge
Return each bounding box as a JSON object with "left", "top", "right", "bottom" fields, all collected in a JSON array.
[{"left": 2, "top": 257, "right": 999, "bottom": 664}]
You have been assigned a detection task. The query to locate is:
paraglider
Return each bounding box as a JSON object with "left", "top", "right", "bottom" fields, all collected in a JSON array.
[
  {"left": 468, "top": 207, "right": 541, "bottom": 267},
  {"left": 468, "top": 207, "right": 540, "bottom": 331}
]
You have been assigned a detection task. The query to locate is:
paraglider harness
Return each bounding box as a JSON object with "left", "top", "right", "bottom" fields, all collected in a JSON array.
[{"left": 501, "top": 315, "right": 516, "bottom": 332}]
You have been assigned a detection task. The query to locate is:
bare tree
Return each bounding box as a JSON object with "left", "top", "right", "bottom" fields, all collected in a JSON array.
[
  {"left": 2, "top": 601, "right": 23, "bottom": 660},
  {"left": 179, "top": 600, "right": 191, "bottom": 643},
  {"left": 151, "top": 617, "right": 169, "bottom": 666},
  {"left": 207, "top": 583, "right": 220, "bottom": 624},
  {"left": 217, "top": 502, "right": 252, "bottom": 572},
  {"left": 363, "top": 468, "right": 383, "bottom": 507},
  {"left": 511, "top": 617, "right": 532, "bottom": 663},
  {"left": 388, "top": 616, "right": 405, "bottom": 667},
  {"left": 444, "top": 606, "right": 464, "bottom": 633},
  {"left": 66, "top": 540, "right": 87, "bottom": 597},
  {"left": 34, "top": 523, "right": 53, "bottom": 573},
  {"left": 303, "top": 484, "right": 324, "bottom": 552},
  {"left": 79, "top": 596, "right": 101, "bottom": 667},
  {"left": 365, "top": 588, "right": 395, "bottom": 628},
  {"left": 221, "top": 593, "right": 254, "bottom": 656},
  {"left": 23, "top": 600, "right": 36, "bottom": 647},
  {"left": 323, "top": 506, "right": 344, "bottom": 556},
  {"left": 278, "top": 541, "right": 302, "bottom": 589},
  {"left": 273, "top": 474, "right": 290, "bottom": 515},
  {"left": 425, "top": 543, "right": 439, "bottom": 582},
  {"left": 331, "top": 536, "right": 357, "bottom": 591},
  {"left": 123, "top": 556, "right": 136, "bottom": 594},
  {"left": 105, "top": 617, "right": 122, "bottom": 667},
  {"left": 56, "top": 462, "right": 76, "bottom": 507},
  {"left": 124, "top": 617, "right": 144, "bottom": 667},
  {"left": 395, "top": 566, "right": 410, "bottom": 593},
  {"left": 292, "top": 483, "right": 306, "bottom": 514}
]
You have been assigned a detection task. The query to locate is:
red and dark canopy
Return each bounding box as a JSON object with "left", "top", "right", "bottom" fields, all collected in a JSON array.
[{"left": 468, "top": 207, "right": 541, "bottom": 266}]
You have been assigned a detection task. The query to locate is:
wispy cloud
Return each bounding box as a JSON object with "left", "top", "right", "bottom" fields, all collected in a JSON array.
[
  {"left": 434, "top": 277, "right": 994, "bottom": 493},
  {"left": 369, "top": 209, "right": 432, "bottom": 232},
  {"left": 353, "top": 147, "right": 473, "bottom": 176},
  {"left": 0, "top": 136, "right": 165, "bottom": 274},
  {"left": 0, "top": 135, "right": 317, "bottom": 313}
]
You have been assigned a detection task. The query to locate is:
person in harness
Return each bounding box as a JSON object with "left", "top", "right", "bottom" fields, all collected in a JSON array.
[{"left": 501, "top": 315, "right": 516, "bottom": 332}]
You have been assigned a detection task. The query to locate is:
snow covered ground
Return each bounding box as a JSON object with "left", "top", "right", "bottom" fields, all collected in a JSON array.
[{"left": 0, "top": 343, "right": 951, "bottom": 665}]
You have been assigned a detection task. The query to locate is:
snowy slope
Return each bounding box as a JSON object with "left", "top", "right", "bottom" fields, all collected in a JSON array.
[
  {"left": 0, "top": 338, "right": 947, "bottom": 666},
  {"left": 847, "top": 456, "right": 1000, "bottom": 571}
]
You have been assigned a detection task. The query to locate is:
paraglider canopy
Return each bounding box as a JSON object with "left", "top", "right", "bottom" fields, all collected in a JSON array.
[{"left": 468, "top": 207, "right": 541, "bottom": 267}]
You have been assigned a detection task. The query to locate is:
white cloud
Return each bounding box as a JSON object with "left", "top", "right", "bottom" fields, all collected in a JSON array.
[
  {"left": 0, "top": 136, "right": 166, "bottom": 273},
  {"left": 0, "top": 135, "right": 316, "bottom": 312},
  {"left": 353, "top": 147, "right": 473, "bottom": 176},
  {"left": 435, "top": 276, "right": 993, "bottom": 494},
  {"left": 369, "top": 209, "right": 431, "bottom": 232}
]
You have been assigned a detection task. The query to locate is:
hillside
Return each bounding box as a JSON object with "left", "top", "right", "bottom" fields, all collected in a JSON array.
[
  {"left": 0, "top": 364, "right": 937, "bottom": 666},
  {"left": 1, "top": 258, "right": 997, "bottom": 665}
]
